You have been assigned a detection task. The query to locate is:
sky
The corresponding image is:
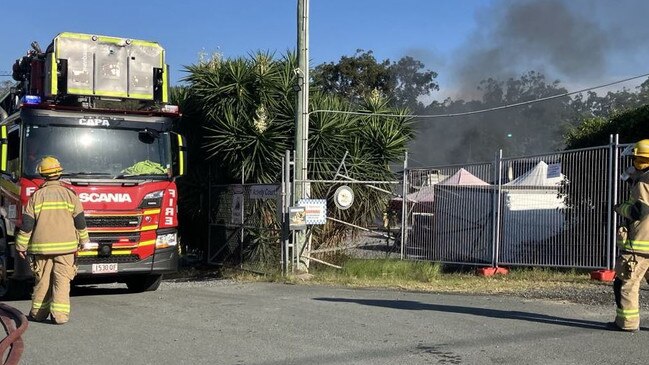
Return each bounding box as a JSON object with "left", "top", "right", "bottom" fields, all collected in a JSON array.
[{"left": 3, "top": 0, "right": 649, "bottom": 102}]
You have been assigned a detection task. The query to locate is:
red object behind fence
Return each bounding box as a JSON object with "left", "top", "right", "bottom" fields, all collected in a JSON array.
[
  {"left": 476, "top": 266, "right": 509, "bottom": 277},
  {"left": 590, "top": 269, "right": 615, "bottom": 282}
]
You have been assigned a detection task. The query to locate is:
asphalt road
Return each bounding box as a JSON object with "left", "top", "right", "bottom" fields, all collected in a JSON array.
[{"left": 6, "top": 280, "right": 649, "bottom": 365}]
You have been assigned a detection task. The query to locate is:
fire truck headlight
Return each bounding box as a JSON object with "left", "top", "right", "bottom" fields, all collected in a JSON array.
[
  {"left": 155, "top": 233, "right": 177, "bottom": 249},
  {"left": 81, "top": 242, "right": 99, "bottom": 251},
  {"left": 140, "top": 190, "right": 164, "bottom": 208}
]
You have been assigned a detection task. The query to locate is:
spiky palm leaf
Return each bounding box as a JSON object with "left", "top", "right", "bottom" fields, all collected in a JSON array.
[
  {"left": 179, "top": 52, "right": 415, "bottom": 263},
  {"left": 185, "top": 52, "right": 297, "bottom": 183},
  {"left": 308, "top": 93, "right": 413, "bottom": 249}
]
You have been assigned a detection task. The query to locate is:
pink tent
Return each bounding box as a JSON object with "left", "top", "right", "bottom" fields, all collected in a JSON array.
[
  {"left": 438, "top": 168, "right": 490, "bottom": 187},
  {"left": 391, "top": 168, "right": 489, "bottom": 211}
]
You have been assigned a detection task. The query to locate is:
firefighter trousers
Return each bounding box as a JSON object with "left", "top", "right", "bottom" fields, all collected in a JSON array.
[
  {"left": 614, "top": 251, "right": 649, "bottom": 330},
  {"left": 29, "top": 253, "right": 77, "bottom": 324}
]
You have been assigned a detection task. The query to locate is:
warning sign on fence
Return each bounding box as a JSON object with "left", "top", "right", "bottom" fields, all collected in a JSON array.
[{"left": 297, "top": 199, "right": 327, "bottom": 225}]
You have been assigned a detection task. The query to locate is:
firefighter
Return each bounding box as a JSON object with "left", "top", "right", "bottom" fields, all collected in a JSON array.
[
  {"left": 610, "top": 139, "right": 649, "bottom": 332},
  {"left": 15, "top": 156, "right": 90, "bottom": 325}
]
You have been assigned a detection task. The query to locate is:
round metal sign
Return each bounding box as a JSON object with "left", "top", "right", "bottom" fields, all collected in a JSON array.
[{"left": 334, "top": 185, "right": 354, "bottom": 210}]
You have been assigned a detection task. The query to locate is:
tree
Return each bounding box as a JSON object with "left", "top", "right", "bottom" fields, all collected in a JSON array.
[
  {"left": 176, "top": 51, "right": 414, "bottom": 264},
  {"left": 563, "top": 77, "right": 649, "bottom": 148},
  {"left": 564, "top": 105, "right": 649, "bottom": 149},
  {"left": 571, "top": 84, "right": 649, "bottom": 120},
  {"left": 311, "top": 50, "right": 438, "bottom": 110},
  {"left": 410, "top": 71, "right": 573, "bottom": 164},
  {"left": 184, "top": 52, "right": 295, "bottom": 184}
]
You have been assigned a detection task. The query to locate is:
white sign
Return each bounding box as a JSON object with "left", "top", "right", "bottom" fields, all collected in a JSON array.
[
  {"left": 547, "top": 163, "right": 562, "bottom": 179},
  {"left": 250, "top": 185, "right": 279, "bottom": 199},
  {"left": 231, "top": 194, "right": 244, "bottom": 224},
  {"left": 334, "top": 185, "right": 354, "bottom": 210},
  {"left": 297, "top": 199, "right": 327, "bottom": 225}
]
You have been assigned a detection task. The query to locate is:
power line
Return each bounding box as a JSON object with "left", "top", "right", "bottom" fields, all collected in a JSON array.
[{"left": 309, "top": 72, "right": 649, "bottom": 119}]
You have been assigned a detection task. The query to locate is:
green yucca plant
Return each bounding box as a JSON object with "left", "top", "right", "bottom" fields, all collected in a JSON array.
[
  {"left": 176, "top": 51, "right": 414, "bottom": 265},
  {"left": 184, "top": 52, "right": 295, "bottom": 183}
]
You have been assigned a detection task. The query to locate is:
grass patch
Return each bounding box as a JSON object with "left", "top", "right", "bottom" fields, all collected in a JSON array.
[
  {"left": 331, "top": 258, "right": 443, "bottom": 282},
  {"left": 278, "top": 258, "right": 607, "bottom": 295},
  {"left": 181, "top": 258, "right": 609, "bottom": 298}
]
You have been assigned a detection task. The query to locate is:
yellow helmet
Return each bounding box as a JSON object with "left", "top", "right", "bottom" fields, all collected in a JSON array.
[
  {"left": 37, "top": 156, "right": 63, "bottom": 178},
  {"left": 622, "top": 139, "right": 649, "bottom": 158},
  {"left": 632, "top": 139, "right": 649, "bottom": 158}
]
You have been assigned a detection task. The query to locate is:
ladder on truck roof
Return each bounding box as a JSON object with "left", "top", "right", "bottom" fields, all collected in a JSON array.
[{"left": 0, "top": 82, "right": 19, "bottom": 121}]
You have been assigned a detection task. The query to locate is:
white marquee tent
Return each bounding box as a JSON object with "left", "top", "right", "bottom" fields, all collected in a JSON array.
[{"left": 500, "top": 161, "right": 567, "bottom": 262}]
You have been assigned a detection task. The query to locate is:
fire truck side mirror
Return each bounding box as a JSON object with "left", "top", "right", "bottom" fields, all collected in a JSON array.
[
  {"left": 170, "top": 132, "right": 187, "bottom": 177},
  {"left": 0, "top": 126, "right": 8, "bottom": 173}
]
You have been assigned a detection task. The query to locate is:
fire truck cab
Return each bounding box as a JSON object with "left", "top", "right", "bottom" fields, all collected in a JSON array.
[{"left": 0, "top": 32, "right": 187, "bottom": 298}]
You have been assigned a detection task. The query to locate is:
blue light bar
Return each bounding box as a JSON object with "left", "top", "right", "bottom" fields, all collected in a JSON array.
[{"left": 21, "top": 95, "right": 42, "bottom": 105}]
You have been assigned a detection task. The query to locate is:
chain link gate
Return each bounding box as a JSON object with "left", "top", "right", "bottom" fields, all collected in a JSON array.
[{"left": 207, "top": 183, "right": 282, "bottom": 269}]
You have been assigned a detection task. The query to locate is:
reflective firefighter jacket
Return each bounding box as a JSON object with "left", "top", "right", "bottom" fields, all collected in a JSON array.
[
  {"left": 616, "top": 169, "right": 649, "bottom": 253},
  {"left": 16, "top": 181, "right": 90, "bottom": 254}
]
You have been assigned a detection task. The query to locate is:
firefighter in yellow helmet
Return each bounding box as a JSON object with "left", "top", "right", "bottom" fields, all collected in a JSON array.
[
  {"left": 15, "top": 156, "right": 90, "bottom": 325},
  {"left": 610, "top": 139, "right": 649, "bottom": 332}
]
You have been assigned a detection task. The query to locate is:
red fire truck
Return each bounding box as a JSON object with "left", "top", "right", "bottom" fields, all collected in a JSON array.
[{"left": 0, "top": 32, "right": 187, "bottom": 298}]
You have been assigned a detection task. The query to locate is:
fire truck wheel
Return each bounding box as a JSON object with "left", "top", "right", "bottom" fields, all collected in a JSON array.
[{"left": 125, "top": 274, "right": 163, "bottom": 293}]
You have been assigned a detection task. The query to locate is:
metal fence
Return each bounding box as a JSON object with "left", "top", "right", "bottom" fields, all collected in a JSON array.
[
  {"left": 207, "top": 184, "right": 282, "bottom": 267},
  {"left": 204, "top": 139, "right": 632, "bottom": 272},
  {"left": 403, "top": 139, "right": 632, "bottom": 270},
  {"left": 405, "top": 163, "right": 494, "bottom": 265}
]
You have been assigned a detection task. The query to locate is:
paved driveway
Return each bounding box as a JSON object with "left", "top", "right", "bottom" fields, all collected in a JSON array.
[{"left": 8, "top": 280, "right": 648, "bottom": 365}]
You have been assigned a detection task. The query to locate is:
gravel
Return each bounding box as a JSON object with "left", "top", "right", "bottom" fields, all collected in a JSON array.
[
  {"left": 507, "top": 282, "right": 649, "bottom": 309},
  {"left": 342, "top": 235, "right": 649, "bottom": 309},
  {"left": 158, "top": 268, "right": 649, "bottom": 311},
  {"left": 167, "top": 230, "right": 649, "bottom": 310}
]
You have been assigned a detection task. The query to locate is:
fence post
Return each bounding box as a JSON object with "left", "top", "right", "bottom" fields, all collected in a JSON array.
[
  {"left": 239, "top": 166, "right": 244, "bottom": 267},
  {"left": 292, "top": 150, "right": 297, "bottom": 273},
  {"left": 400, "top": 151, "right": 408, "bottom": 260},
  {"left": 491, "top": 149, "right": 503, "bottom": 268},
  {"left": 207, "top": 164, "right": 212, "bottom": 264},
  {"left": 281, "top": 151, "right": 288, "bottom": 275},
  {"left": 591, "top": 135, "right": 619, "bottom": 282},
  {"left": 610, "top": 134, "right": 620, "bottom": 270}
]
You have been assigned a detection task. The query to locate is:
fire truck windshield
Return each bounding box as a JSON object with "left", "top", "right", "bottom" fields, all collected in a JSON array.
[{"left": 23, "top": 124, "right": 172, "bottom": 179}]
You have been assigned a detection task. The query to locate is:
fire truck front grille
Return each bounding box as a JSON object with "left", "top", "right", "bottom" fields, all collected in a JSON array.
[
  {"left": 86, "top": 216, "right": 140, "bottom": 228},
  {"left": 88, "top": 232, "right": 140, "bottom": 243},
  {"left": 77, "top": 255, "right": 141, "bottom": 264}
]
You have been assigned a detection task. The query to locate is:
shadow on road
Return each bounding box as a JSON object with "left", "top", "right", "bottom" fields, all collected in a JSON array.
[
  {"left": 70, "top": 285, "right": 132, "bottom": 297},
  {"left": 313, "top": 297, "right": 645, "bottom": 332}
]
